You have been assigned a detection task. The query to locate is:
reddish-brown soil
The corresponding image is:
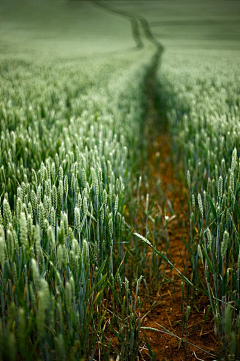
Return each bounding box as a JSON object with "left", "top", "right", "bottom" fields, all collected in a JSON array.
[
  {"left": 105, "top": 78, "right": 221, "bottom": 360},
  {"left": 137, "top": 97, "right": 220, "bottom": 360}
]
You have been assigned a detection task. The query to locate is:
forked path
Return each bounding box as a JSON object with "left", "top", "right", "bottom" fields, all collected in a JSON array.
[{"left": 140, "top": 68, "right": 219, "bottom": 360}]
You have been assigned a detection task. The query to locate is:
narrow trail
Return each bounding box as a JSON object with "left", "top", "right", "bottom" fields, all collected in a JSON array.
[
  {"left": 93, "top": 0, "right": 163, "bottom": 53},
  {"left": 93, "top": 0, "right": 144, "bottom": 49},
  {"left": 93, "top": 1, "right": 219, "bottom": 359},
  {"left": 139, "top": 73, "right": 219, "bottom": 360}
]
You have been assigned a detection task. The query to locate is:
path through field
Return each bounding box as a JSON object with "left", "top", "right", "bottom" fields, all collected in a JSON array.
[
  {"left": 1, "top": 1, "right": 239, "bottom": 359},
  {"left": 139, "top": 60, "right": 219, "bottom": 360},
  {"left": 95, "top": 1, "right": 220, "bottom": 359}
]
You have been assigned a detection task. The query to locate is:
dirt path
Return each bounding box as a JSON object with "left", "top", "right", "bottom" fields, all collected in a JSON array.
[
  {"left": 92, "top": 3, "right": 219, "bottom": 359},
  {"left": 139, "top": 84, "right": 219, "bottom": 361}
]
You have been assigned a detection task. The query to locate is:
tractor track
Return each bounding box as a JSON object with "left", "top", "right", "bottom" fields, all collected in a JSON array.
[{"left": 93, "top": 2, "right": 219, "bottom": 359}]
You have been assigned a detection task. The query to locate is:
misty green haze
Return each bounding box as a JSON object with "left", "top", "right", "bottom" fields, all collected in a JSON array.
[{"left": 1, "top": 0, "right": 240, "bottom": 60}]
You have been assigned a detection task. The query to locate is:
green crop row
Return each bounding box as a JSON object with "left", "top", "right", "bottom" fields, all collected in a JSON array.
[
  {"left": 158, "top": 58, "right": 240, "bottom": 359},
  {"left": 0, "top": 51, "right": 153, "bottom": 360}
]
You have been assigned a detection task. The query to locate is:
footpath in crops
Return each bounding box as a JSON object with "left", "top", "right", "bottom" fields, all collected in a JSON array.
[
  {"left": 94, "top": 2, "right": 220, "bottom": 359},
  {"left": 138, "top": 62, "right": 220, "bottom": 360}
]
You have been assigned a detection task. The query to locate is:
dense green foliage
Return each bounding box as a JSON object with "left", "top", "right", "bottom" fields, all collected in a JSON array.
[
  {"left": 0, "top": 52, "right": 153, "bottom": 360},
  {"left": 159, "top": 59, "right": 240, "bottom": 359}
]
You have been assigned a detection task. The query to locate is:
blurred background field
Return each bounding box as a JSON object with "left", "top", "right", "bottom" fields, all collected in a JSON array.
[
  {"left": 116, "top": 0, "right": 240, "bottom": 66},
  {"left": 1, "top": 0, "right": 240, "bottom": 63},
  {"left": 0, "top": 0, "right": 136, "bottom": 59}
]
